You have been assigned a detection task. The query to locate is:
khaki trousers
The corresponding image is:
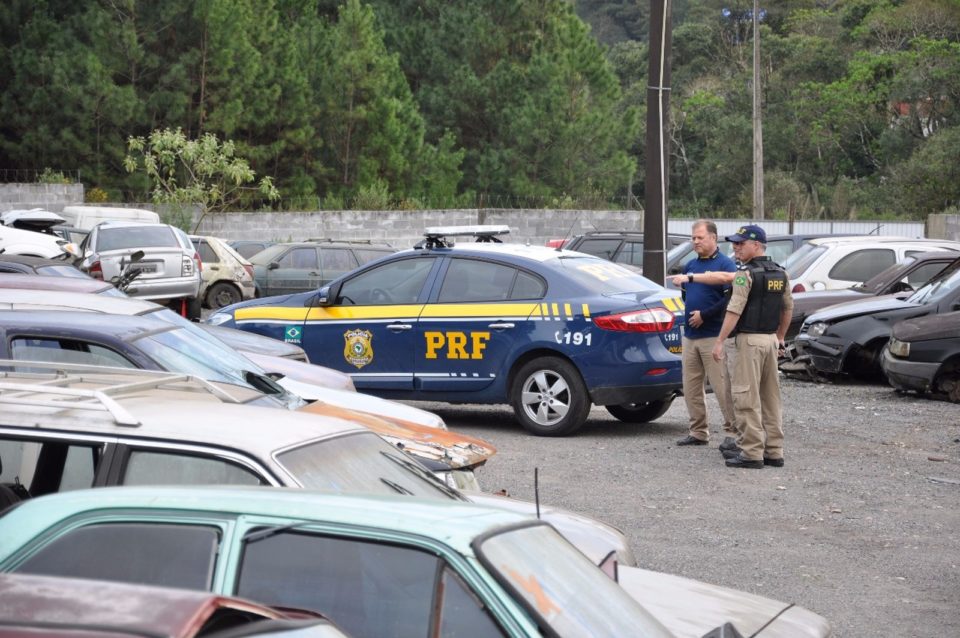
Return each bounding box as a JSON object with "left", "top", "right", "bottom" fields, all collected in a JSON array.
[
  {"left": 682, "top": 336, "right": 737, "bottom": 441},
  {"left": 731, "top": 333, "right": 784, "bottom": 461}
]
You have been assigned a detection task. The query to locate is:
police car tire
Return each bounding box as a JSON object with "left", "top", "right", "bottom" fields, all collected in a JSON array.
[
  {"left": 605, "top": 398, "right": 673, "bottom": 424},
  {"left": 510, "top": 357, "right": 591, "bottom": 437}
]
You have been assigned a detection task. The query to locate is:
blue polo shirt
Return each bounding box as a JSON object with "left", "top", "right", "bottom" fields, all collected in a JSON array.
[{"left": 681, "top": 250, "right": 737, "bottom": 339}]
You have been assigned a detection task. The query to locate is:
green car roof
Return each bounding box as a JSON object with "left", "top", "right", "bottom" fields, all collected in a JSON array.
[{"left": 0, "top": 486, "right": 532, "bottom": 562}]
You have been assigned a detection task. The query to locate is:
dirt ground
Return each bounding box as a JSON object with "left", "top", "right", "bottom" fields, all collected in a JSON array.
[{"left": 420, "top": 377, "right": 960, "bottom": 637}]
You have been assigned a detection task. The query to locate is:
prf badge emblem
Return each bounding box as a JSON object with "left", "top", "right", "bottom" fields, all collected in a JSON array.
[
  {"left": 344, "top": 329, "right": 373, "bottom": 369},
  {"left": 284, "top": 325, "right": 302, "bottom": 343}
]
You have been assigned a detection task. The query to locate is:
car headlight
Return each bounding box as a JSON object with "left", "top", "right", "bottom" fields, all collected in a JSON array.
[
  {"left": 806, "top": 321, "right": 828, "bottom": 338},
  {"left": 888, "top": 338, "right": 910, "bottom": 358},
  {"left": 206, "top": 312, "right": 233, "bottom": 326}
]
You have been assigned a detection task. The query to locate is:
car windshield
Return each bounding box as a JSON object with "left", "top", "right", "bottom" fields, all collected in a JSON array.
[
  {"left": 477, "top": 524, "right": 672, "bottom": 638},
  {"left": 98, "top": 226, "right": 179, "bottom": 251},
  {"left": 558, "top": 256, "right": 661, "bottom": 294},
  {"left": 249, "top": 244, "right": 291, "bottom": 266},
  {"left": 276, "top": 432, "right": 460, "bottom": 499},
  {"left": 905, "top": 261, "right": 960, "bottom": 305},
  {"left": 785, "top": 243, "right": 827, "bottom": 278}
]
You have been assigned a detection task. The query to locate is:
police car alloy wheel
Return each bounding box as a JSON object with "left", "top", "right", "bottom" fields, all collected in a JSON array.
[
  {"left": 605, "top": 398, "right": 674, "bottom": 424},
  {"left": 511, "top": 357, "right": 591, "bottom": 436}
]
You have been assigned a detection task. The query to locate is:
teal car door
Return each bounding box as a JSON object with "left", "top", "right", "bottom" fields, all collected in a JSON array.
[
  {"left": 298, "top": 255, "right": 439, "bottom": 391},
  {"left": 266, "top": 246, "right": 321, "bottom": 296},
  {"left": 416, "top": 257, "right": 546, "bottom": 392}
]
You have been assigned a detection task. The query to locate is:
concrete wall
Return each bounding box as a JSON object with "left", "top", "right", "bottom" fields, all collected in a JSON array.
[
  {"left": 927, "top": 214, "right": 960, "bottom": 241},
  {"left": 194, "top": 208, "right": 644, "bottom": 248},
  {"left": 0, "top": 184, "right": 84, "bottom": 212}
]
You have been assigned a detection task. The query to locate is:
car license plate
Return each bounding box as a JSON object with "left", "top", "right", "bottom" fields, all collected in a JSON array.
[{"left": 131, "top": 263, "right": 158, "bottom": 274}]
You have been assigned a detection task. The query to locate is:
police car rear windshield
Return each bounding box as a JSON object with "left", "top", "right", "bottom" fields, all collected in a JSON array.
[{"left": 558, "top": 256, "right": 661, "bottom": 294}]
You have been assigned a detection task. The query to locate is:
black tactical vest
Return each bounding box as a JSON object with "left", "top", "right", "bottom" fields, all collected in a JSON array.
[{"left": 736, "top": 257, "right": 787, "bottom": 334}]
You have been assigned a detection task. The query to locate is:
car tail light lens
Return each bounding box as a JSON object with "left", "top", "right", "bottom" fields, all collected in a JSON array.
[
  {"left": 88, "top": 260, "right": 103, "bottom": 280},
  {"left": 792, "top": 283, "right": 805, "bottom": 293},
  {"left": 594, "top": 308, "right": 675, "bottom": 332},
  {"left": 599, "top": 551, "right": 619, "bottom": 582},
  {"left": 545, "top": 238, "right": 568, "bottom": 248},
  {"left": 182, "top": 254, "right": 197, "bottom": 276},
  {"left": 194, "top": 251, "right": 202, "bottom": 272},
  {"left": 243, "top": 264, "right": 254, "bottom": 279}
]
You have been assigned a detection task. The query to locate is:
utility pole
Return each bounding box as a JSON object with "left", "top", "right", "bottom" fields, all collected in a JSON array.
[
  {"left": 752, "top": 0, "right": 764, "bottom": 220},
  {"left": 644, "top": 0, "right": 672, "bottom": 284}
]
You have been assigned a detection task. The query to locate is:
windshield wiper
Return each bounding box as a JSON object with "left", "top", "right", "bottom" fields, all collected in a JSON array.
[
  {"left": 242, "top": 521, "right": 312, "bottom": 545},
  {"left": 380, "top": 477, "right": 414, "bottom": 495},
  {"left": 378, "top": 451, "right": 466, "bottom": 501}
]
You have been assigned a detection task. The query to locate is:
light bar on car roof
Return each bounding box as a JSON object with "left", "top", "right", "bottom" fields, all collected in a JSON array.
[{"left": 420, "top": 225, "right": 511, "bottom": 248}]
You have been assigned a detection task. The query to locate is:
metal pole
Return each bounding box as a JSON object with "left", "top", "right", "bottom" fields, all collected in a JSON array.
[
  {"left": 643, "top": 0, "right": 672, "bottom": 284},
  {"left": 752, "top": 0, "right": 764, "bottom": 220}
]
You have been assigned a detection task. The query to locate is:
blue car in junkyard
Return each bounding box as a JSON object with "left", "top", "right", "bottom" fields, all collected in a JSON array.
[{"left": 209, "top": 227, "right": 685, "bottom": 436}]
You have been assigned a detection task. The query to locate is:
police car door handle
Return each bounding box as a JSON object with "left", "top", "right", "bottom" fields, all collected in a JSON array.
[
  {"left": 488, "top": 322, "right": 515, "bottom": 330},
  {"left": 387, "top": 323, "right": 413, "bottom": 332}
]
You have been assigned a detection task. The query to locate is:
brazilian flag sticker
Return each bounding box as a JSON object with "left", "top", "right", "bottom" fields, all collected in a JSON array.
[
  {"left": 284, "top": 325, "right": 302, "bottom": 343},
  {"left": 734, "top": 275, "right": 747, "bottom": 286}
]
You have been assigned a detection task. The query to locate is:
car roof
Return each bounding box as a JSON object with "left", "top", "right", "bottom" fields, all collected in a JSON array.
[
  {"left": 0, "top": 273, "right": 112, "bottom": 294},
  {"left": 0, "top": 288, "right": 160, "bottom": 314},
  {"left": 0, "top": 572, "right": 284, "bottom": 634},
  {"left": 804, "top": 235, "right": 958, "bottom": 246},
  {"left": 411, "top": 241, "right": 593, "bottom": 264},
  {"left": 0, "top": 308, "right": 171, "bottom": 337},
  {"left": 0, "top": 367, "right": 366, "bottom": 451},
  {"left": 95, "top": 220, "right": 172, "bottom": 229},
  {"left": 1, "top": 485, "right": 531, "bottom": 555}
]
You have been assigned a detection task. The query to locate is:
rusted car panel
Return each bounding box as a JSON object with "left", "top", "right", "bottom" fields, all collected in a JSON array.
[{"left": 618, "top": 566, "right": 832, "bottom": 637}]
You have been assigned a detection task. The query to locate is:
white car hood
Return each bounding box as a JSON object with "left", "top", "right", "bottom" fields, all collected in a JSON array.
[
  {"left": 277, "top": 377, "right": 446, "bottom": 430},
  {"left": 618, "top": 566, "right": 831, "bottom": 638}
]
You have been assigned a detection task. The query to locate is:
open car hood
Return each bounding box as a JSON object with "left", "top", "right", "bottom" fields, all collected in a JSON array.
[{"left": 618, "top": 566, "right": 831, "bottom": 638}]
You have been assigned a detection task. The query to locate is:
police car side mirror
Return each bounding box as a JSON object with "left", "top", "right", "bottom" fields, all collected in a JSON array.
[{"left": 308, "top": 284, "right": 336, "bottom": 307}]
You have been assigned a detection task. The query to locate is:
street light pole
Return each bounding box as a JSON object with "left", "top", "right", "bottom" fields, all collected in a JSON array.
[
  {"left": 643, "top": 0, "right": 672, "bottom": 284},
  {"left": 752, "top": 0, "right": 764, "bottom": 220}
]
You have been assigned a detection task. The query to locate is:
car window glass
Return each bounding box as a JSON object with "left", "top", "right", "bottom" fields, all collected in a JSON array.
[
  {"left": 276, "top": 432, "right": 453, "bottom": 499},
  {"left": 337, "top": 258, "right": 433, "bottom": 305},
  {"left": 613, "top": 241, "right": 643, "bottom": 266},
  {"left": 278, "top": 248, "right": 319, "bottom": 270},
  {"left": 237, "top": 531, "right": 439, "bottom": 638},
  {"left": 320, "top": 248, "right": 357, "bottom": 274},
  {"left": 0, "top": 438, "right": 101, "bottom": 495},
  {"left": 194, "top": 240, "right": 218, "bottom": 264},
  {"left": 907, "top": 261, "right": 951, "bottom": 287},
  {"left": 511, "top": 270, "right": 546, "bottom": 300},
  {"left": 16, "top": 522, "right": 220, "bottom": 590},
  {"left": 828, "top": 249, "right": 896, "bottom": 282},
  {"left": 438, "top": 260, "right": 518, "bottom": 303},
  {"left": 575, "top": 238, "right": 621, "bottom": 261},
  {"left": 765, "top": 240, "right": 793, "bottom": 265},
  {"left": 10, "top": 338, "right": 136, "bottom": 369},
  {"left": 907, "top": 262, "right": 960, "bottom": 305},
  {"left": 439, "top": 566, "right": 506, "bottom": 637},
  {"left": 122, "top": 450, "right": 265, "bottom": 487},
  {"left": 97, "top": 226, "right": 179, "bottom": 251},
  {"left": 354, "top": 248, "right": 393, "bottom": 265},
  {"left": 784, "top": 243, "right": 826, "bottom": 276}
]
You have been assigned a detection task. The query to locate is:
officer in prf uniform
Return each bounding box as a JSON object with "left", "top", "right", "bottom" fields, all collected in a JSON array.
[{"left": 706, "top": 225, "right": 793, "bottom": 469}]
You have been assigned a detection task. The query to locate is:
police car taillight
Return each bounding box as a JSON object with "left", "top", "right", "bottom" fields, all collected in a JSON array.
[
  {"left": 594, "top": 308, "right": 675, "bottom": 332},
  {"left": 792, "top": 283, "right": 805, "bottom": 293},
  {"left": 88, "top": 260, "right": 103, "bottom": 280}
]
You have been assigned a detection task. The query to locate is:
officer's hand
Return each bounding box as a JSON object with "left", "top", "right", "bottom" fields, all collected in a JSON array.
[
  {"left": 712, "top": 341, "right": 725, "bottom": 362},
  {"left": 689, "top": 310, "right": 704, "bottom": 328},
  {"left": 670, "top": 274, "right": 687, "bottom": 287}
]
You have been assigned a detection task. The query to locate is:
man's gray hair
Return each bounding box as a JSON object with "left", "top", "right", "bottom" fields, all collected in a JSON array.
[{"left": 692, "top": 219, "right": 718, "bottom": 237}]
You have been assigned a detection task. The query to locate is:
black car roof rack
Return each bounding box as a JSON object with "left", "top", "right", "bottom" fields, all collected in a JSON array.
[
  {"left": 417, "top": 225, "right": 511, "bottom": 249},
  {"left": 0, "top": 360, "right": 246, "bottom": 427}
]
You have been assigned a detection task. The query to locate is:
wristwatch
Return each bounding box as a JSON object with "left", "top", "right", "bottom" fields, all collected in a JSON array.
[{"left": 687, "top": 274, "right": 694, "bottom": 283}]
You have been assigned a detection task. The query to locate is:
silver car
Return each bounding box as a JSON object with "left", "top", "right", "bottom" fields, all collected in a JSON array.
[{"left": 79, "top": 221, "right": 201, "bottom": 318}]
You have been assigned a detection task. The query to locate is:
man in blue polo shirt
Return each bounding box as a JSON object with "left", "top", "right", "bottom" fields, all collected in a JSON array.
[{"left": 673, "top": 220, "right": 738, "bottom": 447}]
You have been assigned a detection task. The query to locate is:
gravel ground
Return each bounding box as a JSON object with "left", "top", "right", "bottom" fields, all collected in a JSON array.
[{"left": 414, "top": 377, "right": 960, "bottom": 637}]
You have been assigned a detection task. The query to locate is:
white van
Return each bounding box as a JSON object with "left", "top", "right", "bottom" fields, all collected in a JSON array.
[
  {"left": 0, "top": 225, "right": 76, "bottom": 259},
  {"left": 60, "top": 205, "right": 159, "bottom": 230}
]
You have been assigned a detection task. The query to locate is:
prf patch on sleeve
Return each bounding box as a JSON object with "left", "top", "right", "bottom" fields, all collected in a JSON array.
[{"left": 734, "top": 274, "right": 747, "bottom": 286}]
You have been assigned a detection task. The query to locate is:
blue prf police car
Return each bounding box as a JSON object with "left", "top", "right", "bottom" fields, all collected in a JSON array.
[{"left": 209, "top": 226, "right": 685, "bottom": 436}]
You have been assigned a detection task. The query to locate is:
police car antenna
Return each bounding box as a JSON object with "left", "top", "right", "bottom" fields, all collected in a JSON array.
[
  {"left": 554, "top": 214, "right": 582, "bottom": 251},
  {"left": 534, "top": 467, "right": 541, "bottom": 519}
]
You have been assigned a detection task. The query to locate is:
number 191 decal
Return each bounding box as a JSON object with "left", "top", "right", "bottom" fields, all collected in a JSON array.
[{"left": 555, "top": 330, "right": 592, "bottom": 346}]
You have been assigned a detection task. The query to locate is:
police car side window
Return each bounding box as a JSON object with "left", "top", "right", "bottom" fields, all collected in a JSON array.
[
  {"left": 511, "top": 271, "right": 546, "bottom": 299},
  {"left": 439, "top": 260, "right": 518, "bottom": 303},
  {"left": 338, "top": 258, "right": 434, "bottom": 305}
]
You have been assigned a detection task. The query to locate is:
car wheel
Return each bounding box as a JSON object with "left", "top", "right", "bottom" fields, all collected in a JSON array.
[
  {"left": 935, "top": 367, "right": 960, "bottom": 403},
  {"left": 207, "top": 282, "right": 241, "bottom": 309},
  {"left": 510, "top": 357, "right": 590, "bottom": 436},
  {"left": 605, "top": 397, "right": 673, "bottom": 423}
]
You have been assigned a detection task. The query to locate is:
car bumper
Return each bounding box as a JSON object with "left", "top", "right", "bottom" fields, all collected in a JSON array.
[
  {"left": 590, "top": 380, "right": 682, "bottom": 406},
  {"left": 128, "top": 277, "right": 200, "bottom": 301},
  {"left": 794, "top": 336, "right": 848, "bottom": 374},
  {"left": 881, "top": 348, "right": 938, "bottom": 393}
]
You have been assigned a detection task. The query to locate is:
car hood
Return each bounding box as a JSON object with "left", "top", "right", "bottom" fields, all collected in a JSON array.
[
  {"left": 244, "top": 352, "right": 355, "bottom": 392},
  {"left": 891, "top": 310, "right": 960, "bottom": 342},
  {"left": 791, "top": 288, "right": 872, "bottom": 316},
  {"left": 297, "top": 401, "right": 493, "bottom": 470},
  {"left": 618, "top": 567, "right": 831, "bottom": 638},
  {"left": 806, "top": 294, "right": 915, "bottom": 324},
  {"left": 201, "top": 323, "right": 307, "bottom": 359},
  {"left": 465, "top": 493, "right": 636, "bottom": 568},
  {"left": 292, "top": 386, "right": 446, "bottom": 430}
]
